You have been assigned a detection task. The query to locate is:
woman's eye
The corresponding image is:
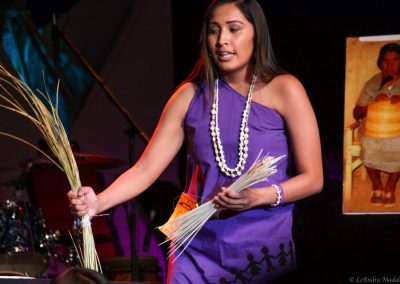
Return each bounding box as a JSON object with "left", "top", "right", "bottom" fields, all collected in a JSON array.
[{"left": 209, "top": 28, "right": 219, "bottom": 34}]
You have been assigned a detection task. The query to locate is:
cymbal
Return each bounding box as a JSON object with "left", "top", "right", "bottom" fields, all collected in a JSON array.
[
  {"left": 19, "top": 153, "right": 126, "bottom": 170},
  {"left": 74, "top": 153, "right": 126, "bottom": 169}
]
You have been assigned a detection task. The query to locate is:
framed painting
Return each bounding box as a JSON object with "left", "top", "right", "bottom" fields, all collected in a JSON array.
[{"left": 343, "top": 34, "right": 400, "bottom": 214}]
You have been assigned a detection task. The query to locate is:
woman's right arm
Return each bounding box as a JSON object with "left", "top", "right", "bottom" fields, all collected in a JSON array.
[{"left": 68, "top": 82, "right": 196, "bottom": 216}]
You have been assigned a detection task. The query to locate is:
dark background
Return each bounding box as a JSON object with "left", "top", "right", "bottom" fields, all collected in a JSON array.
[{"left": 20, "top": 0, "right": 400, "bottom": 282}]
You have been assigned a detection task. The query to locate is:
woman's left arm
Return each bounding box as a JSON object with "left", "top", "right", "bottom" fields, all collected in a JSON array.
[
  {"left": 214, "top": 75, "right": 323, "bottom": 210},
  {"left": 272, "top": 75, "right": 323, "bottom": 202}
]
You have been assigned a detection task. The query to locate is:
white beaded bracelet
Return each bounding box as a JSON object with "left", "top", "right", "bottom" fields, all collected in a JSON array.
[{"left": 271, "top": 184, "right": 284, "bottom": 207}]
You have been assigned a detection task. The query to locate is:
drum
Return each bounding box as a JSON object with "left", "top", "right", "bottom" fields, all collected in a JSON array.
[
  {"left": 0, "top": 252, "right": 47, "bottom": 277},
  {"left": 0, "top": 200, "right": 50, "bottom": 253},
  {"left": 0, "top": 270, "right": 36, "bottom": 282},
  {"left": 0, "top": 200, "right": 51, "bottom": 277}
]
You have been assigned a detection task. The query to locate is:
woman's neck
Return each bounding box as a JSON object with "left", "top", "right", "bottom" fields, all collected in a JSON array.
[{"left": 222, "top": 72, "right": 253, "bottom": 96}]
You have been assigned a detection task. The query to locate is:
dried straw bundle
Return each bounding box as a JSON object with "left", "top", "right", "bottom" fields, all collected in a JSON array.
[
  {"left": 0, "top": 65, "right": 100, "bottom": 271},
  {"left": 159, "top": 153, "right": 284, "bottom": 261}
]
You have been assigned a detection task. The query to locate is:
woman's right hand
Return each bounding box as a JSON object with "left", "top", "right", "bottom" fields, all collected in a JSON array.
[{"left": 67, "top": 186, "right": 98, "bottom": 217}]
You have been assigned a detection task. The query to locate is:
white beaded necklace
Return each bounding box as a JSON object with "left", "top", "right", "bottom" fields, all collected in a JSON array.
[{"left": 210, "top": 74, "right": 257, "bottom": 177}]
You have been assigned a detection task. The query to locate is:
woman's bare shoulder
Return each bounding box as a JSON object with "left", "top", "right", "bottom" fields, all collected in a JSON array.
[
  {"left": 268, "top": 74, "right": 305, "bottom": 95},
  {"left": 258, "top": 74, "right": 307, "bottom": 110},
  {"left": 172, "top": 82, "right": 197, "bottom": 103},
  {"left": 164, "top": 81, "right": 197, "bottom": 116},
  {"left": 175, "top": 81, "right": 197, "bottom": 95},
  {"left": 269, "top": 74, "right": 308, "bottom": 103}
]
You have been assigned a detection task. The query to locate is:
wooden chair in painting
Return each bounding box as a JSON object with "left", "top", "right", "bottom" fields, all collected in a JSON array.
[{"left": 344, "top": 121, "right": 367, "bottom": 200}]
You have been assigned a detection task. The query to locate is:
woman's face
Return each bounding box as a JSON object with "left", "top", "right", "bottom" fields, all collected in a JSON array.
[
  {"left": 381, "top": 51, "right": 400, "bottom": 78},
  {"left": 207, "top": 3, "right": 255, "bottom": 77}
]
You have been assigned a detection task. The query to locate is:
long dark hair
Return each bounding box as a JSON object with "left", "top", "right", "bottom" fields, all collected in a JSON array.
[{"left": 183, "top": 0, "right": 285, "bottom": 91}]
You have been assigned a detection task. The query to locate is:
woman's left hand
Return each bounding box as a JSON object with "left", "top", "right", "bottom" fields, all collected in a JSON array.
[{"left": 213, "top": 187, "right": 258, "bottom": 211}]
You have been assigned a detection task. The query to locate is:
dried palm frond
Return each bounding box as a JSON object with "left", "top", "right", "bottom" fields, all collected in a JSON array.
[
  {"left": 0, "top": 65, "right": 100, "bottom": 271},
  {"left": 158, "top": 153, "right": 284, "bottom": 261}
]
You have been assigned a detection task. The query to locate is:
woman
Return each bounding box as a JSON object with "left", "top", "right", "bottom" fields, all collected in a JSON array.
[
  {"left": 353, "top": 43, "right": 400, "bottom": 207},
  {"left": 69, "top": 0, "right": 323, "bottom": 282}
]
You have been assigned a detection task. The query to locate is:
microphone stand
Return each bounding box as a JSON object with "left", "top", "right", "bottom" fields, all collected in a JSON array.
[
  {"left": 52, "top": 13, "right": 60, "bottom": 73},
  {"left": 59, "top": 29, "right": 149, "bottom": 281},
  {"left": 52, "top": 14, "right": 86, "bottom": 266},
  {"left": 59, "top": 30, "right": 149, "bottom": 144}
]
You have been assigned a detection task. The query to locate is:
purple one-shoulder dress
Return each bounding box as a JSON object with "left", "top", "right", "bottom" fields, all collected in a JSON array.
[{"left": 167, "top": 80, "right": 296, "bottom": 283}]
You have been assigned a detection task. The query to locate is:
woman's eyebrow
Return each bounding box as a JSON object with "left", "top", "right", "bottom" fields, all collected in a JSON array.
[{"left": 209, "top": 20, "right": 244, "bottom": 25}]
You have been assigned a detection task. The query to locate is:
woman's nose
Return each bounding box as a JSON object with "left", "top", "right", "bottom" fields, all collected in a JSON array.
[{"left": 217, "top": 29, "right": 229, "bottom": 46}]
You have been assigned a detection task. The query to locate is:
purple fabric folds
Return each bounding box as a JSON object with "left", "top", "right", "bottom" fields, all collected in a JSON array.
[{"left": 168, "top": 80, "right": 296, "bottom": 284}]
